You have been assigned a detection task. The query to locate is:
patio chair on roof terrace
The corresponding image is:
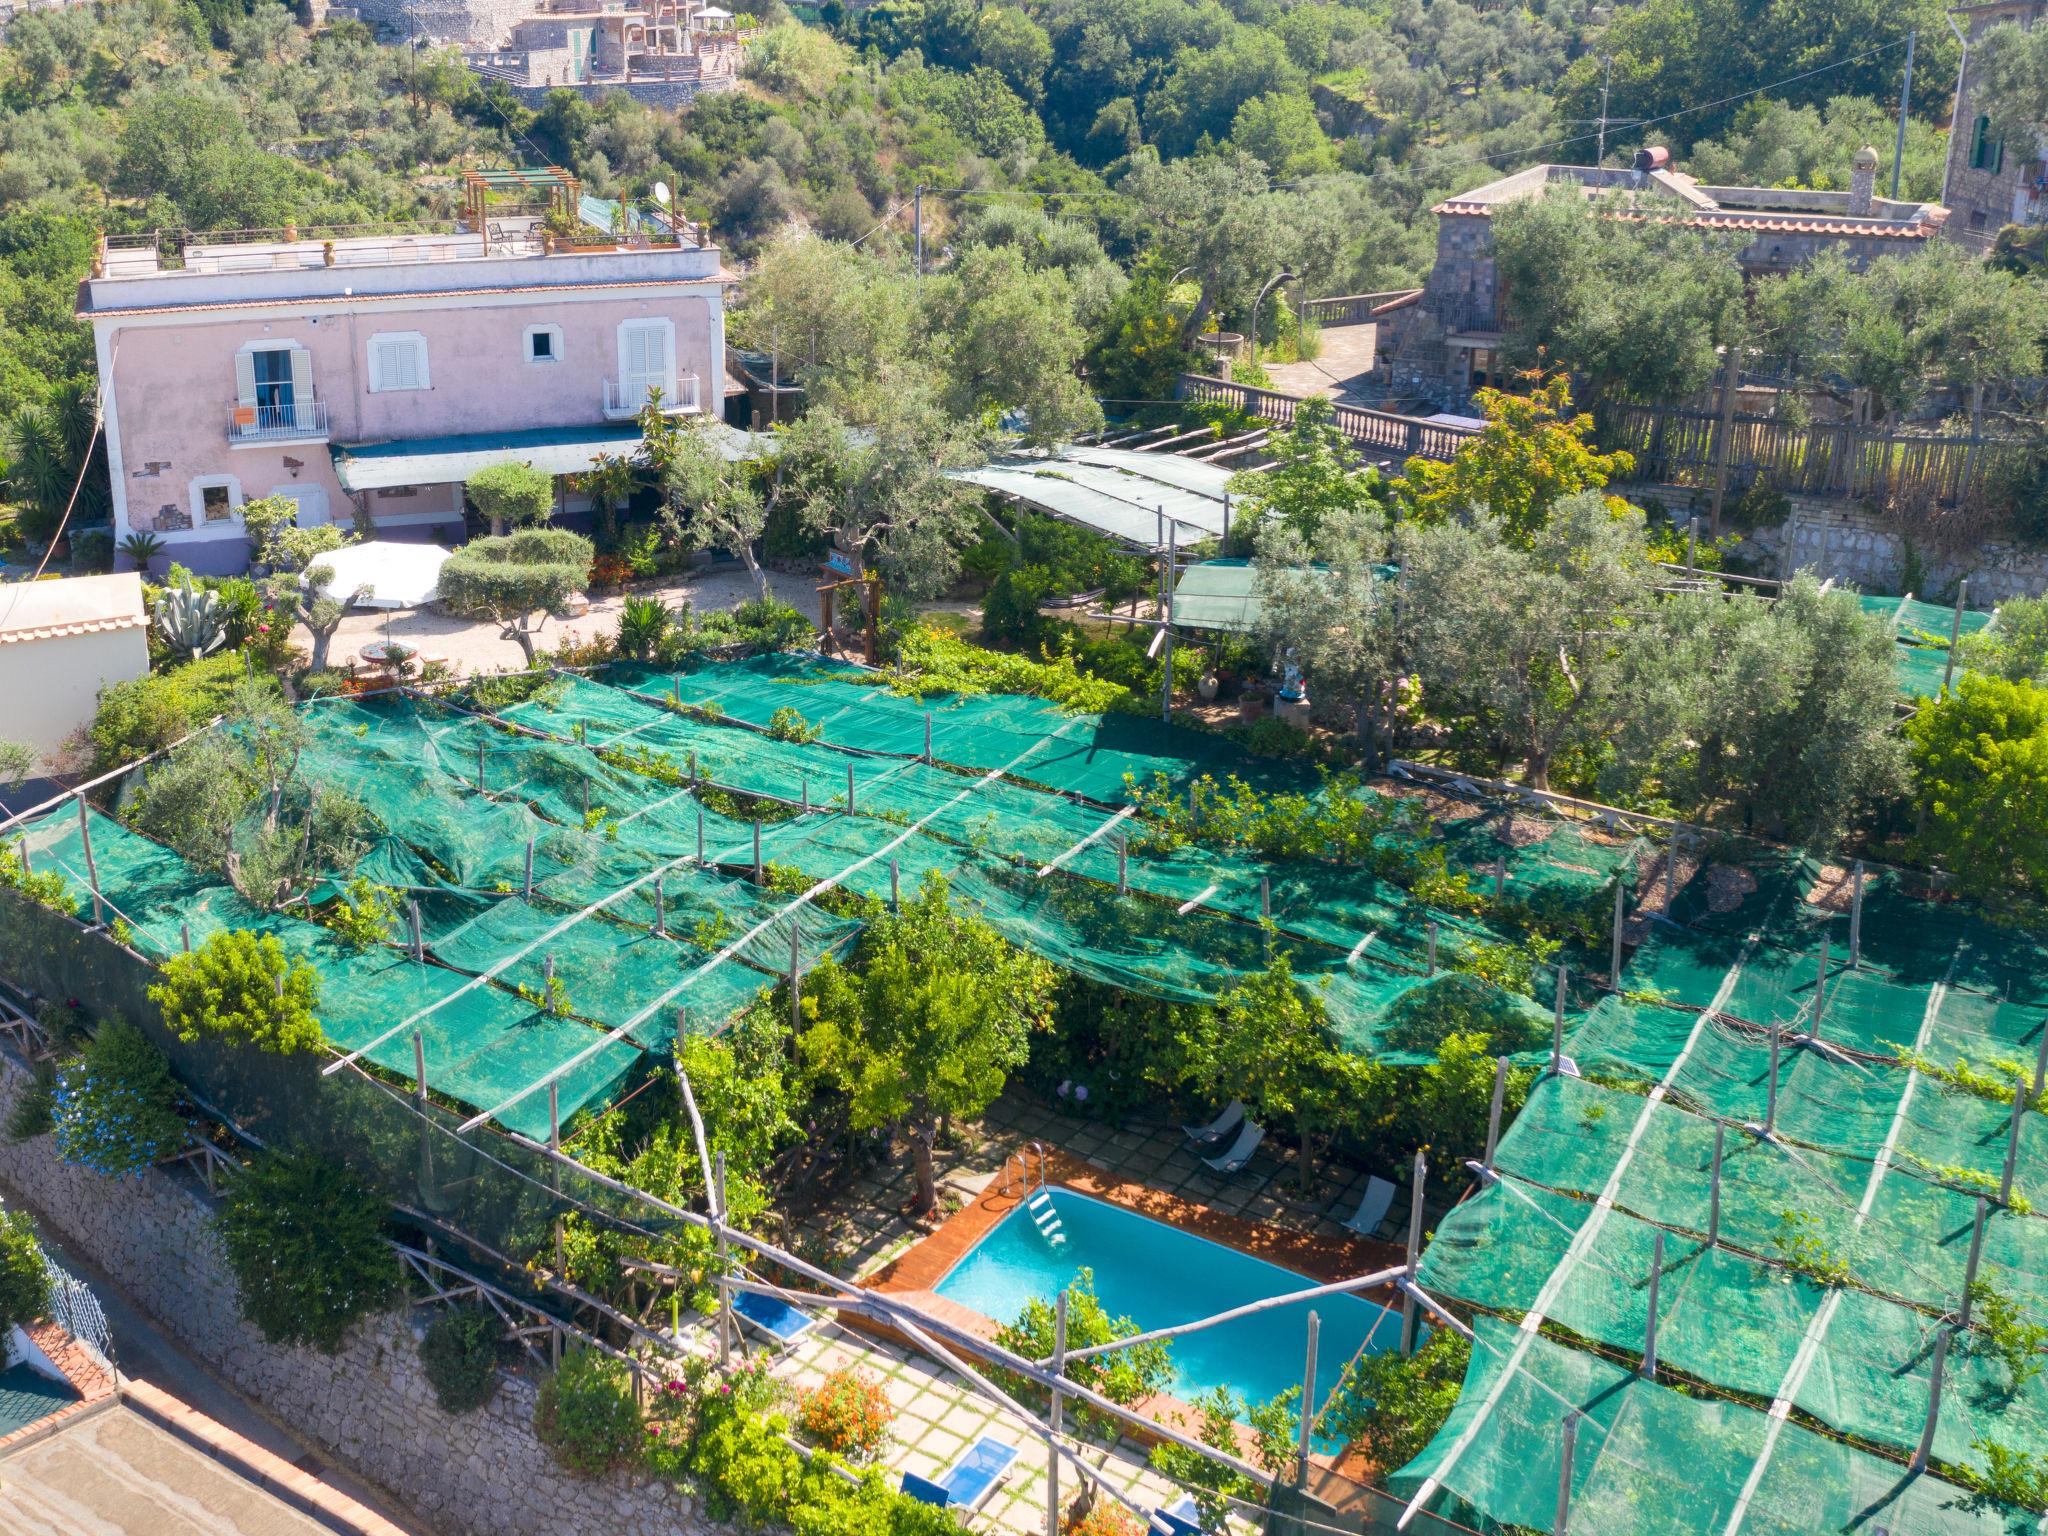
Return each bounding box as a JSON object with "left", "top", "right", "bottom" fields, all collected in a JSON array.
[
  {"left": 1201, "top": 1120, "right": 1264, "bottom": 1175},
  {"left": 1150, "top": 1495, "right": 1206, "bottom": 1536},
  {"left": 1343, "top": 1175, "right": 1397, "bottom": 1239}
]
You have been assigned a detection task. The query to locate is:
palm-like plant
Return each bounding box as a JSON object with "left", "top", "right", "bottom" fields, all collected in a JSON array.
[
  {"left": 118, "top": 531, "right": 166, "bottom": 573},
  {"left": 615, "top": 594, "right": 672, "bottom": 660}
]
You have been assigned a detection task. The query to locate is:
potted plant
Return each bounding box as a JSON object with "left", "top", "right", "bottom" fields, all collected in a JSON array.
[{"left": 1238, "top": 687, "right": 1266, "bottom": 723}]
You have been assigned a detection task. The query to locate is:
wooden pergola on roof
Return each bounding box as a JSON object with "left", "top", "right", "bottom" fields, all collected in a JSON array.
[{"left": 462, "top": 167, "right": 581, "bottom": 231}]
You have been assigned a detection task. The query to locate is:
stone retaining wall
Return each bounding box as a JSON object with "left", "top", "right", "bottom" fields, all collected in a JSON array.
[{"left": 0, "top": 1058, "right": 706, "bottom": 1536}]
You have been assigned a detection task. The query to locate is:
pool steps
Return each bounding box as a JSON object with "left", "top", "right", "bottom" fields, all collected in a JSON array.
[{"left": 1026, "top": 1190, "right": 1067, "bottom": 1247}]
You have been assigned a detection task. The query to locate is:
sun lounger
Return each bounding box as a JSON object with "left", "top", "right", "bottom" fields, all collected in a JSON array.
[
  {"left": 1150, "top": 1495, "right": 1205, "bottom": 1536},
  {"left": 1201, "top": 1120, "right": 1264, "bottom": 1175},
  {"left": 1182, "top": 1099, "right": 1246, "bottom": 1151},
  {"left": 730, "top": 1287, "right": 817, "bottom": 1347},
  {"left": 1344, "top": 1175, "right": 1397, "bottom": 1239},
  {"left": 902, "top": 1435, "right": 1021, "bottom": 1512}
]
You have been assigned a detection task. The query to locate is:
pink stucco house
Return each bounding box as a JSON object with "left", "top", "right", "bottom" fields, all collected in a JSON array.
[{"left": 82, "top": 221, "right": 727, "bottom": 574}]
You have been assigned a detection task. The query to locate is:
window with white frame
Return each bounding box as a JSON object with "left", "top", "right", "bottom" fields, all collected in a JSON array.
[
  {"left": 367, "top": 331, "right": 430, "bottom": 392},
  {"left": 616, "top": 318, "right": 674, "bottom": 410},
  {"left": 189, "top": 474, "right": 244, "bottom": 525},
  {"left": 525, "top": 324, "right": 563, "bottom": 363}
]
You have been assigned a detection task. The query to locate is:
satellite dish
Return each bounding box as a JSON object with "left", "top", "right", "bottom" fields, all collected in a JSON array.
[{"left": 653, "top": 182, "right": 672, "bottom": 206}]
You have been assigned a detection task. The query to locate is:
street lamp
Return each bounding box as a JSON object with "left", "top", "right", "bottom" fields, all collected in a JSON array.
[{"left": 1248, "top": 268, "right": 1297, "bottom": 365}]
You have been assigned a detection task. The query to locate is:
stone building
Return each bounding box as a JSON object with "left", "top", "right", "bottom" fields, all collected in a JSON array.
[
  {"left": 1941, "top": 0, "right": 2048, "bottom": 251},
  {"left": 461, "top": 0, "right": 743, "bottom": 106},
  {"left": 1375, "top": 147, "right": 1950, "bottom": 409}
]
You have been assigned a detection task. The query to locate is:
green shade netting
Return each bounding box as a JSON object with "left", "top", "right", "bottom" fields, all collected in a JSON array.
[{"left": 1389, "top": 1318, "right": 2032, "bottom": 1535}]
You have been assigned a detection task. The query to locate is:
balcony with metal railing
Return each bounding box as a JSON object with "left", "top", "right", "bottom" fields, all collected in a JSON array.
[
  {"left": 603, "top": 374, "right": 700, "bottom": 420},
  {"left": 227, "top": 399, "right": 330, "bottom": 444}
]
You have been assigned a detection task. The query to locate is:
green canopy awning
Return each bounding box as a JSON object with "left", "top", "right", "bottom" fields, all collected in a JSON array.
[
  {"left": 1171, "top": 557, "right": 1263, "bottom": 633},
  {"left": 331, "top": 421, "right": 768, "bottom": 493}
]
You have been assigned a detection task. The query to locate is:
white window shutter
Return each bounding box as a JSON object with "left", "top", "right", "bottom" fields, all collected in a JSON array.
[
  {"left": 660, "top": 324, "right": 676, "bottom": 396},
  {"left": 234, "top": 349, "right": 257, "bottom": 406},
  {"left": 410, "top": 337, "right": 429, "bottom": 392},
  {"left": 288, "top": 346, "right": 313, "bottom": 399}
]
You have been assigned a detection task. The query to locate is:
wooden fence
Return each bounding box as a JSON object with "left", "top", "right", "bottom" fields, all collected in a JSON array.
[
  {"left": 1176, "top": 374, "right": 1480, "bottom": 463},
  {"left": 1596, "top": 403, "right": 2026, "bottom": 507}
]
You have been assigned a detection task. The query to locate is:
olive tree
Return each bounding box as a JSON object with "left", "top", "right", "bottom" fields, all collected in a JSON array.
[
  {"left": 1253, "top": 501, "right": 1399, "bottom": 760},
  {"left": 438, "top": 528, "right": 593, "bottom": 665},
  {"left": 640, "top": 409, "right": 770, "bottom": 600}
]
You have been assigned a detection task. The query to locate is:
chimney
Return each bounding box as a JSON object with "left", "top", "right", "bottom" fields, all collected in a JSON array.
[
  {"left": 1850, "top": 146, "right": 1879, "bottom": 216},
  {"left": 1632, "top": 146, "right": 1671, "bottom": 174}
]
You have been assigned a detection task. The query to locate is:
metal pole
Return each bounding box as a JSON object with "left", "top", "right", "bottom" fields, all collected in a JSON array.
[
  {"left": 752, "top": 821, "right": 762, "bottom": 882},
  {"left": 1708, "top": 1122, "right": 1724, "bottom": 1246},
  {"left": 1960, "top": 1197, "right": 1989, "bottom": 1325},
  {"left": 1943, "top": 578, "right": 1968, "bottom": 696},
  {"left": 1296, "top": 1310, "right": 1320, "bottom": 1487},
  {"left": 1611, "top": 880, "right": 1626, "bottom": 987},
  {"left": 2000, "top": 1080, "right": 2026, "bottom": 1203},
  {"left": 1426, "top": 919, "right": 1439, "bottom": 976},
  {"left": 1642, "top": 1229, "right": 1663, "bottom": 1380},
  {"left": 523, "top": 836, "right": 534, "bottom": 899},
  {"left": 75, "top": 793, "right": 102, "bottom": 926},
  {"left": 1892, "top": 30, "right": 1917, "bottom": 200},
  {"left": 1848, "top": 860, "right": 1865, "bottom": 969},
  {"left": 1911, "top": 1328, "right": 1949, "bottom": 1472},
  {"left": 1399, "top": 1150, "right": 1427, "bottom": 1354},
  {"left": 1483, "top": 1056, "right": 1509, "bottom": 1167},
  {"left": 1550, "top": 963, "right": 1568, "bottom": 1076},
  {"left": 1556, "top": 1412, "right": 1579, "bottom": 1536},
  {"left": 715, "top": 1151, "right": 731, "bottom": 1367},
  {"left": 1117, "top": 832, "right": 1128, "bottom": 896},
  {"left": 1046, "top": 1290, "right": 1067, "bottom": 1536}
]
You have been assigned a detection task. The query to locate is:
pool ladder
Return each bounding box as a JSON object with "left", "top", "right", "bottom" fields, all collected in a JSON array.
[{"left": 1004, "top": 1142, "right": 1065, "bottom": 1248}]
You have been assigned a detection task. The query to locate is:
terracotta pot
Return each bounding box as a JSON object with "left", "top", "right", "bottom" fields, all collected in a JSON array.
[{"left": 1238, "top": 691, "right": 1266, "bottom": 723}]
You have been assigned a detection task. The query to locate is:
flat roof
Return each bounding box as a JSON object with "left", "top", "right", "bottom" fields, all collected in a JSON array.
[
  {"left": 331, "top": 420, "right": 766, "bottom": 491},
  {"left": 0, "top": 572, "right": 148, "bottom": 646}
]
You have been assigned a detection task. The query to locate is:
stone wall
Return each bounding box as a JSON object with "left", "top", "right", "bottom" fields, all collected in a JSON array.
[
  {"left": 1613, "top": 480, "right": 2048, "bottom": 603},
  {"left": 0, "top": 1058, "right": 706, "bottom": 1536}
]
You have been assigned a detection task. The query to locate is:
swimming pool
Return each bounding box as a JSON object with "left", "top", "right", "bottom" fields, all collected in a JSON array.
[{"left": 934, "top": 1188, "right": 1400, "bottom": 1428}]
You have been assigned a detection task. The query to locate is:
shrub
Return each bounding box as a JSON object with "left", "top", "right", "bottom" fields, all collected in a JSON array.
[
  {"left": 0, "top": 1200, "right": 50, "bottom": 1334},
  {"left": 319, "top": 878, "right": 398, "bottom": 951},
  {"left": 149, "top": 930, "right": 322, "bottom": 1053},
  {"left": 419, "top": 1305, "right": 503, "bottom": 1413},
  {"left": 439, "top": 529, "right": 595, "bottom": 665},
  {"left": 1064, "top": 1501, "right": 1148, "bottom": 1536},
  {"left": 766, "top": 705, "right": 823, "bottom": 743},
  {"left": 50, "top": 1019, "right": 187, "bottom": 1177},
  {"left": 214, "top": 1148, "right": 397, "bottom": 1352},
  {"left": 616, "top": 595, "right": 673, "bottom": 660},
  {"left": 535, "top": 1347, "right": 644, "bottom": 1476},
  {"left": 794, "top": 1366, "right": 893, "bottom": 1461},
  {"left": 993, "top": 1269, "right": 1172, "bottom": 1435},
  {"left": 465, "top": 461, "right": 556, "bottom": 533},
  {"left": 87, "top": 650, "right": 253, "bottom": 773},
  {"left": 5, "top": 1060, "right": 57, "bottom": 1143},
  {"left": 1318, "top": 1327, "right": 1470, "bottom": 1467},
  {"left": 0, "top": 842, "right": 79, "bottom": 916}
]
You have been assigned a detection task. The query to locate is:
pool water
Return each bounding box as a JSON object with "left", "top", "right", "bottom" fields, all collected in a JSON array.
[{"left": 934, "top": 1189, "right": 1399, "bottom": 1431}]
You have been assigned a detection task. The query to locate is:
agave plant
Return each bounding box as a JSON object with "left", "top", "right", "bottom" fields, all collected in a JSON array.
[
  {"left": 117, "top": 531, "right": 165, "bottom": 573},
  {"left": 155, "top": 573, "right": 226, "bottom": 662},
  {"left": 616, "top": 594, "right": 672, "bottom": 660}
]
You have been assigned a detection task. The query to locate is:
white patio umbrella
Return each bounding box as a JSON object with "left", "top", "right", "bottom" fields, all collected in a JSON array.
[{"left": 308, "top": 541, "right": 453, "bottom": 610}]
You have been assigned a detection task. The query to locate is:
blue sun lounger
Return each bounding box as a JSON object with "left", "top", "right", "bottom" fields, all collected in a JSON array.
[
  {"left": 901, "top": 1435, "right": 1021, "bottom": 1513},
  {"left": 731, "top": 1287, "right": 817, "bottom": 1347}
]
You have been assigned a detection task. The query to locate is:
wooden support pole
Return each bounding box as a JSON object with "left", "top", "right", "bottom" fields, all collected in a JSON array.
[
  {"left": 1426, "top": 919, "right": 1439, "bottom": 976},
  {"left": 889, "top": 858, "right": 900, "bottom": 910},
  {"left": 413, "top": 1028, "right": 427, "bottom": 1108},
  {"left": 580, "top": 777, "right": 590, "bottom": 822},
  {"left": 409, "top": 900, "right": 423, "bottom": 963},
  {"left": 1483, "top": 1056, "right": 1508, "bottom": 1167},
  {"left": 1765, "top": 1027, "right": 1780, "bottom": 1138},
  {"left": 653, "top": 876, "right": 666, "bottom": 937},
  {"left": 789, "top": 915, "right": 802, "bottom": 1030},
  {"left": 1942, "top": 579, "right": 1969, "bottom": 697},
  {"left": 695, "top": 805, "right": 705, "bottom": 866},
  {"left": 2033, "top": 1025, "right": 2048, "bottom": 1101},
  {"left": 752, "top": 821, "right": 762, "bottom": 883},
  {"left": 1296, "top": 1310, "right": 1320, "bottom": 1487},
  {"left": 180, "top": 921, "right": 191, "bottom": 954},
  {"left": 689, "top": 749, "right": 698, "bottom": 786},
  {"left": 801, "top": 775, "right": 810, "bottom": 814},
  {"left": 1556, "top": 1411, "right": 1580, "bottom": 1536},
  {"left": 1665, "top": 831, "right": 1680, "bottom": 913},
  {"left": 1708, "top": 1122, "right": 1725, "bottom": 1247},
  {"left": 1812, "top": 935, "right": 1829, "bottom": 1038},
  {"left": 1399, "top": 1150, "right": 1427, "bottom": 1355},
  {"left": 1117, "top": 833, "right": 1128, "bottom": 896},
  {"left": 1551, "top": 963, "right": 1568, "bottom": 1075},
  {"left": 75, "top": 793, "right": 103, "bottom": 926},
  {"left": 1642, "top": 1229, "right": 1663, "bottom": 1380},
  {"left": 1849, "top": 860, "right": 1865, "bottom": 969},
  {"left": 1611, "top": 880, "right": 1626, "bottom": 988},
  {"left": 1960, "top": 1196, "right": 1989, "bottom": 1325},
  {"left": 477, "top": 737, "right": 486, "bottom": 793},
  {"left": 715, "top": 1151, "right": 731, "bottom": 1367},
  {"left": 846, "top": 762, "right": 856, "bottom": 816},
  {"left": 1046, "top": 1291, "right": 1067, "bottom": 1536},
  {"left": 523, "top": 837, "right": 534, "bottom": 899},
  {"left": 1911, "top": 1330, "right": 1950, "bottom": 1472},
  {"left": 1493, "top": 860, "right": 1505, "bottom": 902},
  {"left": 2000, "top": 1080, "right": 2026, "bottom": 1204},
  {"left": 923, "top": 712, "right": 933, "bottom": 762}
]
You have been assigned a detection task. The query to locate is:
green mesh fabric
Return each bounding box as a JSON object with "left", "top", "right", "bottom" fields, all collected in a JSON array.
[
  {"left": 1391, "top": 1318, "right": 2031, "bottom": 1536},
  {"left": 1850, "top": 591, "right": 1995, "bottom": 699}
]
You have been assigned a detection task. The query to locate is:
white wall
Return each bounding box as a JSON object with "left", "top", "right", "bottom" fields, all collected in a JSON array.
[{"left": 0, "top": 627, "right": 151, "bottom": 767}]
